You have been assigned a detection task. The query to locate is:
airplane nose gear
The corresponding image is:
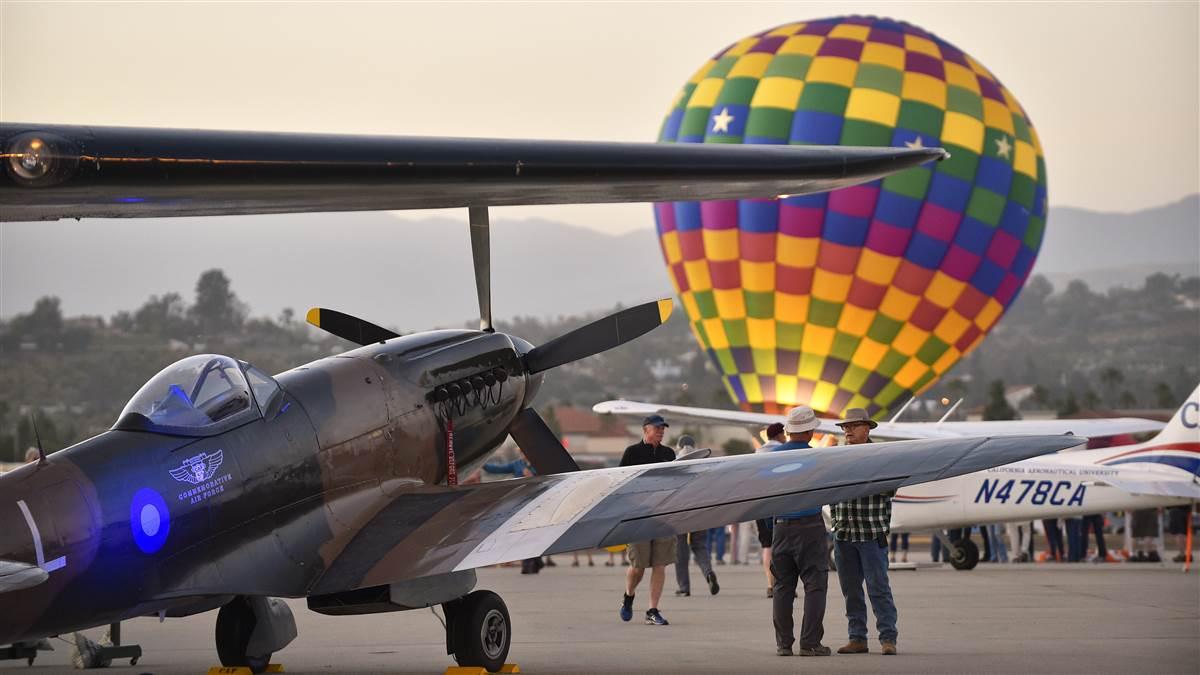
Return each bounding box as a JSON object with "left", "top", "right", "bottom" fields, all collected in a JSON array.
[
  {"left": 949, "top": 538, "right": 980, "bottom": 571},
  {"left": 443, "top": 590, "right": 511, "bottom": 672},
  {"left": 215, "top": 596, "right": 297, "bottom": 674}
]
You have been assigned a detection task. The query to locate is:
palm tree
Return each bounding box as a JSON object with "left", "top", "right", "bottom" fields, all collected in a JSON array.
[
  {"left": 1032, "top": 384, "right": 1053, "bottom": 410},
  {"left": 1153, "top": 382, "right": 1177, "bottom": 408},
  {"left": 1118, "top": 391, "right": 1137, "bottom": 409},
  {"left": 1098, "top": 368, "right": 1124, "bottom": 406},
  {"left": 1057, "top": 391, "right": 1080, "bottom": 418}
]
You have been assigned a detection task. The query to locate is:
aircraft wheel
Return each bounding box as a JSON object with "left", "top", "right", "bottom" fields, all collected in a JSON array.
[
  {"left": 949, "top": 539, "right": 980, "bottom": 571},
  {"left": 215, "top": 597, "right": 270, "bottom": 674},
  {"left": 452, "top": 590, "right": 511, "bottom": 672}
]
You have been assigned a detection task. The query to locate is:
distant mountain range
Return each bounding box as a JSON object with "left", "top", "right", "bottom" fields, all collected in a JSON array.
[
  {"left": 1032, "top": 194, "right": 1199, "bottom": 291},
  {"left": 2, "top": 195, "right": 1196, "bottom": 327}
]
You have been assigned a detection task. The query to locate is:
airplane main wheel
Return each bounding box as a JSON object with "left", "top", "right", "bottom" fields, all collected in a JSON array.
[
  {"left": 215, "top": 597, "right": 270, "bottom": 674},
  {"left": 949, "top": 539, "right": 980, "bottom": 571},
  {"left": 452, "top": 590, "right": 511, "bottom": 673}
]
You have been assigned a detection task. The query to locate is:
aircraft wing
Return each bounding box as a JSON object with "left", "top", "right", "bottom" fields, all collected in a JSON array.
[
  {"left": 0, "top": 559, "right": 48, "bottom": 593},
  {"left": 1, "top": 123, "right": 945, "bottom": 222},
  {"left": 1092, "top": 473, "right": 1200, "bottom": 500},
  {"left": 592, "top": 400, "right": 1166, "bottom": 441},
  {"left": 308, "top": 434, "right": 1082, "bottom": 593}
]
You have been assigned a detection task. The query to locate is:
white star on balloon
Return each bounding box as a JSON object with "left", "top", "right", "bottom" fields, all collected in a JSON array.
[
  {"left": 711, "top": 107, "right": 735, "bottom": 134},
  {"left": 904, "top": 136, "right": 925, "bottom": 149},
  {"left": 995, "top": 135, "right": 1012, "bottom": 158}
]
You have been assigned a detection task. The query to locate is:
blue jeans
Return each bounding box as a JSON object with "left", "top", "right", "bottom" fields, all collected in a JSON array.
[
  {"left": 708, "top": 527, "right": 727, "bottom": 562},
  {"left": 834, "top": 539, "right": 898, "bottom": 643},
  {"left": 987, "top": 524, "right": 1008, "bottom": 562}
]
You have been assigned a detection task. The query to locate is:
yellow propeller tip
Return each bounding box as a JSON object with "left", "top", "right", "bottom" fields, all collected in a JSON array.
[
  {"left": 656, "top": 299, "right": 674, "bottom": 323},
  {"left": 305, "top": 308, "right": 322, "bottom": 326}
]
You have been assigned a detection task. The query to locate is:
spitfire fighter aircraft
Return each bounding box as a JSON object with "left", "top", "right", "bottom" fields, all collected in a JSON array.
[
  {"left": 596, "top": 387, "right": 1198, "bottom": 569},
  {"left": 1, "top": 123, "right": 1085, "bottom": 672}
]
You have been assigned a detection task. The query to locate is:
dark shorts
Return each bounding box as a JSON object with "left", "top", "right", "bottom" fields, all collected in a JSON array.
[
  {"left": 756, "top": 518, "right": 774, "bottom": 548},
  {"left": 1167, "top": 505, "right": 1191, "bottom": 535},
  {"left": 1131, "top": 509, "right": 1159, "bottom": 538}
]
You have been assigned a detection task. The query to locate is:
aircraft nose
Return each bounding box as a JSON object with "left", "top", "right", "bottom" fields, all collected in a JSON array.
[
  {"left": 510, "top": 335, "right": 534, "bottom": 357},
  {"left": 506, "top": 335, "right": 543, "bottom": 407}
]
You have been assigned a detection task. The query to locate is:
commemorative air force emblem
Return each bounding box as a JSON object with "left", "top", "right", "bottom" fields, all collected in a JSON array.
[{"left": 169, "top": 450, "right": 224, "bottom": 485}]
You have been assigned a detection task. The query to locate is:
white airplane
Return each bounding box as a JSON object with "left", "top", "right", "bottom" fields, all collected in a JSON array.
[{"left": 595, "top": 385, "right": 1199, "bottom": 569}]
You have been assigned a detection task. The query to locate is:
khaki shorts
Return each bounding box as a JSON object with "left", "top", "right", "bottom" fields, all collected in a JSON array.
[{"left": 627, "top": 536, "right": 677, "bottom": 569}]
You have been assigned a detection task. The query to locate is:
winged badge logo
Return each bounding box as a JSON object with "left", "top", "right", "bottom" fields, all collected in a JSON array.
[{"left": 169, "top": 450, "right": 224, "bottom": 485}]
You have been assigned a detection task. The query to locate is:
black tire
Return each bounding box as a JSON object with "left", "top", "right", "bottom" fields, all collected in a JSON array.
[
  {"left": 949, "top": 539, "right": 980, "bottom": 571},
  {"left": 452, "top": 590, "right": 511, "bottom": 672},
  {"left": 215, "top": 597, "right": 271, "bottom": 674}
]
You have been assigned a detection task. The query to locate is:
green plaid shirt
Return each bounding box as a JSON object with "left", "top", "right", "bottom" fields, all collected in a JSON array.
[{"left": 831, "top": 491, "right": 894, "bottom": 541}]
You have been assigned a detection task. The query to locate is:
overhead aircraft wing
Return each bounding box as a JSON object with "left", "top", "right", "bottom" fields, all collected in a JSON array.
[
  {"left": 308, "top": 434, "right": 1081, "bottom": 594},
  {"left": 592, "top": 399, "right": 1166, "bottom": 441},
  {"left": 0, "top": 123, "right": 945, "bottom": 221}
]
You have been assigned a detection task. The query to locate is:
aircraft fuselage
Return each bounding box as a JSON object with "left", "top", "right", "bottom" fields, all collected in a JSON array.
[
  {"left": 0, "top": 328, "right": 535, "bottom": 644},
  {"left": 892, "top": 450, "right": 1193, "bottom": 531}
]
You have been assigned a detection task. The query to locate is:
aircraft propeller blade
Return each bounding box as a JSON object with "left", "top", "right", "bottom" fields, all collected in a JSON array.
[
  {"left": 469, "top": 207, "right": 493, "bottom": 333},
  {"left": 305, "top": 308, "right": 400, "bottom": 346},
  {"left": 508, "top": 408, "right": 580, "bottom": 475},
  {"left": 522, "top": 299, "right": 673, "bottom": 375}
]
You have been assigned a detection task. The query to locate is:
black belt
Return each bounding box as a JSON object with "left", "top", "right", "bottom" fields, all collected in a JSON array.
[{"left": 774, "top": 516, "right": 820, "bottom": 523}]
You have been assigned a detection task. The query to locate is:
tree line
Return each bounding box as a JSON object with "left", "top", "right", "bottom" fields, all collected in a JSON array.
[{"left": 1, "top": 269, "right": 1196, "bottom": 461}]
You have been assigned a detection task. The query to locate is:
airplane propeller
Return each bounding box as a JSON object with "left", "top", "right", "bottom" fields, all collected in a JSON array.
[
  {"left": 521, "top": 300, "right": 673, "bottom": 375},
  {"left": 508, "top": 408, "right": 580, "bottom": 474},
  {"left": 304, "top": 207, "right": 673, "bottom": 477},
  {"left": 469, "top": 206, "right": 493, "bottom": 333},
  {"left": 305, "top": 308, "right": 399, "bottom": 345}
]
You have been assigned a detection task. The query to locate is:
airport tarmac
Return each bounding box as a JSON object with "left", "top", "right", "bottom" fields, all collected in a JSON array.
[{"left": 7, "top": 559, "right": 1197, "bottom": 674}]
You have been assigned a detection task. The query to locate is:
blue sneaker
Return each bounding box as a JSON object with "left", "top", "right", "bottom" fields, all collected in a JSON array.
[
  {"left": 619, "top": 594, "right": 633, "bottom": 622},
  {"left": 645, "top": 608, "right": 669, "bottom": 625}
]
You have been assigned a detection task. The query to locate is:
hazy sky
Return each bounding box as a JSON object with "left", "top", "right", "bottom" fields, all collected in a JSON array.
[{"left": 2, "top": 1, "right": 1197, "bottom": 234}]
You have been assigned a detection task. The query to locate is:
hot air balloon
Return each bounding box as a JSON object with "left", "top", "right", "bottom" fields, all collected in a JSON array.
[{"left": 655, "top": 15, "right": 1047, "bottom": 417}]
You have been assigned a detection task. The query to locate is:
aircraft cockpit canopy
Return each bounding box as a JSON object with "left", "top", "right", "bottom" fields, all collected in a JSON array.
[{"left": 115, "top": 354, "right": 279, "bottom": 436}]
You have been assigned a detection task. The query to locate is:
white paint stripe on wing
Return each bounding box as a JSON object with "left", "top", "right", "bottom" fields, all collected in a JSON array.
[{"left": 453, "top": 466, "right": 648, "bottom": 571}]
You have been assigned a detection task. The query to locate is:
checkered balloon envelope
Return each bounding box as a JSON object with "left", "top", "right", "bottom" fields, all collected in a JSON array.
[{"left": 655, "top": 15, "right": 1047, "bottom": 419}]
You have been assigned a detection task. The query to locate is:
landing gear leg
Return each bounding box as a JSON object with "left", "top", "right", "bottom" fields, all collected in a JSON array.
[
  {"left": 443, "top": 590, "right": 511, "bottom": 672},
  {"left": 216, "top": 596, "right": 297, "bottom": 674}
]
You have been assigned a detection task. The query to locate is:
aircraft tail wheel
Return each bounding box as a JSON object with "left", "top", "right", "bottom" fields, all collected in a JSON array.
[
  {"left": 215, "top": 597, "right": 271, "bottom": 674},
  {"left": 949, "top": 538, "right": 980, "bottom": 571},
  {"left": 451, "top": 590, "right": 511, "bottom": 673}
]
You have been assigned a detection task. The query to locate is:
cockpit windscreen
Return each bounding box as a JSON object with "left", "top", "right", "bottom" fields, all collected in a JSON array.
[{"left": 119, "top": 354, "right": 253, "bottom": 431}]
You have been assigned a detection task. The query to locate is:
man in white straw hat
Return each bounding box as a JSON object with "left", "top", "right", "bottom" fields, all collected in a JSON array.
[
  {"left": 830, "top": 408, "right": 899, "bottom": 656},
  {"left": 766, "top": 405, "right": 831, "bottom": 657}
]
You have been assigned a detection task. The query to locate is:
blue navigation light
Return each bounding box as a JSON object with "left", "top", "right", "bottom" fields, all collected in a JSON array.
[
  {"left": 116, "top": 197, "right": 145, "bottom": 203},
  {"left": 130, "top": 488, "right": 170, "bottom": 553}
]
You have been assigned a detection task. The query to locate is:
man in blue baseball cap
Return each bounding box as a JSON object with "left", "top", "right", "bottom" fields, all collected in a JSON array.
[{"left": 618, "top": 414, "right": 677, "bottom": 625}]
